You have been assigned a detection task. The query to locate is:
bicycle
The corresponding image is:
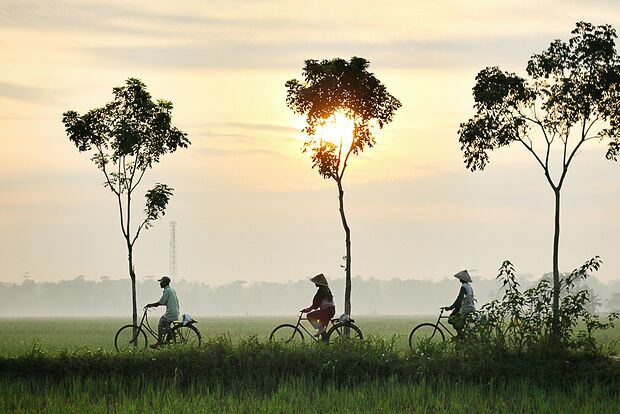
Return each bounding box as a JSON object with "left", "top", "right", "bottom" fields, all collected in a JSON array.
[
  {"left": 269, "top": 311, "right": 364, "bottom": 344},
  {"left": 408, "top": 308, "right": 457, "bottom": 350},
  {"left": 114, "top": 307, "right": 202, "bottom": 352}
]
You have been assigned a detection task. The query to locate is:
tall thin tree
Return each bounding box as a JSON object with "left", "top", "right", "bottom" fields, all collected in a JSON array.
[
  {"left": 458, "top": 22, "right": 620, "bottom": 341},
  {"left": 62, "top": 78, "right": 190, "bottom": 327},
  {"left": 286, "top": 57, "right": 401, "bottom": 316}
]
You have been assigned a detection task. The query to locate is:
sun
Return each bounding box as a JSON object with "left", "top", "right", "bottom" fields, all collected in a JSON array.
[
  {"left": 316, "top": 111, "right": 355, "bottom": 152},
  {"left": 295, "top": 111, "right": 356, "bottom": 153}
]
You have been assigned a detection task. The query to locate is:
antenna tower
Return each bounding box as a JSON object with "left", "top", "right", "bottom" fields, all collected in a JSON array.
[{"left": 169, "top": 221, "right": 177, "bottom": 279}]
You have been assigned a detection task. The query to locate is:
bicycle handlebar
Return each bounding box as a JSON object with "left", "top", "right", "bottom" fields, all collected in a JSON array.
[{"left": 438, "top": 308, "right": 451, "bottom": 318}]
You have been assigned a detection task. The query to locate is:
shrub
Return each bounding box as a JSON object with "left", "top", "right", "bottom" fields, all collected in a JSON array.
[{"left": 468, "top": 257, "right": 619, "bottom": 354}]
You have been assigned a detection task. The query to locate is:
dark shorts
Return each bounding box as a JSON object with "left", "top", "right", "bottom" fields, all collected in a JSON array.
[{"left": 158, "top": 316, "right": 174, "bottom": 334}]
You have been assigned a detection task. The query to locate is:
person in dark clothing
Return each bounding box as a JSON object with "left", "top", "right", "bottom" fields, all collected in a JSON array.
[
  {"left": 301, "top": 273, "right": 336, "bottom": 340},
  {"left": 443, "top": 270, "right": 475, "bottom": 339}
]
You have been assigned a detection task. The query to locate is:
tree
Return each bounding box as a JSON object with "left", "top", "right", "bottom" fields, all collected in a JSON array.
[
  {"left": 286, "top": 57, "right": 401, "bottom": 316},
  {"left": 458, "top": 22, "right": 620, "bottom": 341},
  {"left": 62, "top": 78, "right": 190, "bottom": 327}
]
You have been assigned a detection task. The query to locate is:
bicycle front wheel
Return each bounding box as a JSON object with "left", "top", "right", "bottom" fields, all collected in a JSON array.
[
  {"left": 114, "top": 325, "right": 148, "bottom": 352},
  {"left": 408, "top": 323, "right": 445, "bottom": 350},
  {"left": 326, "top": 323, "right": 364, "bottom": 343},
  {"left": 269, "top": 324, "right": 304, "bottom": 344},
  {"left": 169, "top": 324, "right": 202, "bottom": 348}
]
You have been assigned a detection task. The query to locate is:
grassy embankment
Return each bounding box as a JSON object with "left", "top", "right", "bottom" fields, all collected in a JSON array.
[{"left": 1, "top": 317, "right": 619, "bottom": 413}]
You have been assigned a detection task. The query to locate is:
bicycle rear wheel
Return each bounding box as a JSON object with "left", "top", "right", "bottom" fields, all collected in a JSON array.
[
  {"left": 114, "top": 325, "right": 148, "bottom": 352},
  {"left": 269, "top": 324, "right": 304, "bottom": 344},
  {"left": 326, "top": 323, "right": 364, "bottom": 343},
  {"left": 169, "top": 324, "right": 202, "bottom": 348},
  {"left": 408, "top": 323, "right": 445, "bottom": 350}
]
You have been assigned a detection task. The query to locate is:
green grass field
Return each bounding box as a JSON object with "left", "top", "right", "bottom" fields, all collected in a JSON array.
[
  {"left": 1, "top": 316, "right": 619, "bottom": 413},
  {"left": 1, "top": 315, "right": 618, "bottom": 354},
  {"left": 0, "top": 315, "right": 426, "bottom": 354}
]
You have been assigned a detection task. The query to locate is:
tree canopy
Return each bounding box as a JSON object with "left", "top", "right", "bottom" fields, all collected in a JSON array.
[
  {"left": 62, "top": 78, "right": 189, "bottom": 243},
  {"left": 459, "top": 22, "right": 620, "bottom": 176},
  {"left": 286, "top": 57, "right": 401, "bottom": 180},
  {"left": 63, "top": 78, "right": 189, "bottom": 181}
]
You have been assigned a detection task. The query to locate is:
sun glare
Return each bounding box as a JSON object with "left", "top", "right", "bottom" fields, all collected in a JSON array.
[{"left": 313, "top": 112, "right": 356, "bottom": 153}]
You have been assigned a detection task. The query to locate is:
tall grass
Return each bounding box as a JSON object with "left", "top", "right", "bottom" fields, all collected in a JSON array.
[{"left": 1, "top": 375, "right": 618, "bottom": 414}]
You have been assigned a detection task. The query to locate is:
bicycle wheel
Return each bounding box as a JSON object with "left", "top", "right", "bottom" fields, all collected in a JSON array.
[
  {"left": 269, "top": 324, "right": 304, "bottom": 344},
  {"left": 326, "top": 323, "right": 364, "bottom": 343},
  {"left": 408, "top": 323, "right": 445, "bottom": 350},
  {"left": 169, "top": 324, "right": 202, "bottom": 348},
  {"left": 114, "top": 325, "right": 148, "bottom": 352}
]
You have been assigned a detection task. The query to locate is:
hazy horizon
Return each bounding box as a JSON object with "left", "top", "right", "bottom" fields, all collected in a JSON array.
[
  {"left": 2, "top": 1, "right": 620, "bottom": 287},
  {"left": 2, "top": 272, "right": 618, "bottom": 317}
]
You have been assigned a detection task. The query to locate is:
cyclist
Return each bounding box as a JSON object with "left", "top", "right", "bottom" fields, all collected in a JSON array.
[
  {"left": 145, "top": 276, "right": 179, "bottom": 349},
  {"left": 442, "top": 270, "right": 475, "bottom": 339},
  {"left": 301, "top": 273, "right": 336, "bottom": 340}
]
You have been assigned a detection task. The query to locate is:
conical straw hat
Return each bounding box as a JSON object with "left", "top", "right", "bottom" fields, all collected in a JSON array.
[
  {"left": 310, "top": 273, "right": 329, "bottom": 286},
  {"left": 453, "top": 270, "right": 472, "bottom": 283}
]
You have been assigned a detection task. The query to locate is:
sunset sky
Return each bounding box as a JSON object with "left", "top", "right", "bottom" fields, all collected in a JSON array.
[{"left": 1, "top": 0, "right": 620, "bottom": 287}]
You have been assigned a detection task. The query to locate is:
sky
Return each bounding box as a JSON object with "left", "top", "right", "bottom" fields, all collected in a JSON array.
[{"left": 1, "top": 0, "right": 620, "bottom": 288}]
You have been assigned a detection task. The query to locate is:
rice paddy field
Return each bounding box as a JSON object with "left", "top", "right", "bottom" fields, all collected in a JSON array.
[
  {"left": 0, "top": 315, "right": 431, "bottom": 354},
  {"left": 1, "top": 315, "right": 619, "bottom": 354},
  {"left": 1, "top": 316, "right": 619, "bottom": 413}
]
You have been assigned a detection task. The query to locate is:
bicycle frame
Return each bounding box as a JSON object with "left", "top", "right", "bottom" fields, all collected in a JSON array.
[
  {"left": 135, "top": 309, "right": 160, "bottom": 341},
  {"left": 270, "top": 311, "right": 363, "bottom": 344},
  {"left": 293, "top": 312, "right": 325, "bottom": 341},
  {"left": 433, "top": 308, "right": 457, "bottom": 338}
]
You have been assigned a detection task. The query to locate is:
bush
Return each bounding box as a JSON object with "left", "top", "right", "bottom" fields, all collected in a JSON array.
[{"left": 468, "top": 257, "right": 619, "bottom": 354}]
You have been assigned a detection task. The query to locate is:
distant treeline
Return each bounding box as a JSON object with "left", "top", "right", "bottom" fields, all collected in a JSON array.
[{"left": 1, "top": 275, "right": 619, "bottom": 317}]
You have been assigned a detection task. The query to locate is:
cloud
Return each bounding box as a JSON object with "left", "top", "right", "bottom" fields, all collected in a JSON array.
[
  {"left": 188, "top": 122, "right": 300, "bottom": 148},
  {"left": 0, "top": 0, "right": 217, "bottom": 37},
  {"left": 0, "top": 0, "right": 310, "bottom": 40},
  {"left": 87, "top": 34, "right": 554, "bottom": 71},
  {"left": 0, "top": 80, "right": 52, "bottom": 102},
  {"left": 3, "top": 1, "right": 617, "bottom": 73},
  {"left": 190, "top": 122, "right": 297, "bottom": 136},
  {"left": 185, "top": 121, "right": 296, "bottom": 157},
  {"left": 194, "top": 147, "right": 284, "bottom": 158},
  {"left": 1, "top": 1, "right": 561, "bottom": 71},
  {"left": 212, "top": 122, "right": 297, "bottom": 134}
]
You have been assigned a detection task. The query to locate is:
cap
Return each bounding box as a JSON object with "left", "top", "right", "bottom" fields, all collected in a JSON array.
[
  {"left": 157, "top": 276, "right": 171, "bottom": 284},
  {"left": 310, "top": 273, "right": 329, "bottom": 286},
  {"left": 453, "top": 270, "right": 472, "bottom": 283}
]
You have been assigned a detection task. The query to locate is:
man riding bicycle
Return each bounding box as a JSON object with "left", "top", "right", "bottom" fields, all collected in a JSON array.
[{"left": 145, "top": 276, "right": 179, "bottom": 349}]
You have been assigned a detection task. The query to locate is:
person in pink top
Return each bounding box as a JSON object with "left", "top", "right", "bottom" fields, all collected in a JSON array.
[{"left": 301, "top": 273, "right": 336, "bottom": 340}]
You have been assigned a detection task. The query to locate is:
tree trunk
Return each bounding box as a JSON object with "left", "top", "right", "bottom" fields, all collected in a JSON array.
[
  {"left": 126, "top": 190, "right": 138, "bottom": 328},
  {"left": 128, "top": 244, "right": 138, "bottom": 328},
  {"left": 551, "top": 188, "right": 561, "bottom": 342},
  {"left": 336, "top": 179, "right": 352, "bottom": 317}
]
